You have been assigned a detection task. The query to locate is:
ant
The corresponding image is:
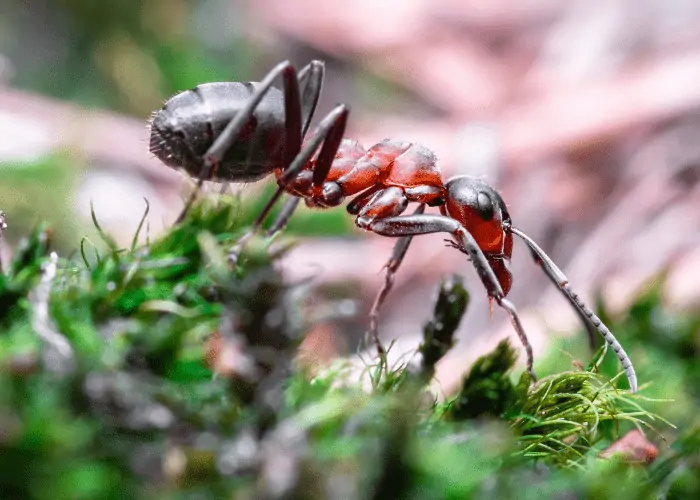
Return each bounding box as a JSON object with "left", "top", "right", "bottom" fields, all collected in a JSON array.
[{"left": 149, "top": 60, "right": 638, "bottom": 392}]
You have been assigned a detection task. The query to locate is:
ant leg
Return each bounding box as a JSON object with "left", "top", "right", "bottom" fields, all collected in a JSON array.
[
  {"left": 227, "top": 186, "right": 286, "bottom": 264},
  {"left": 296, "top": 60, "right": 325, "bottom": 136},
  {"left": 368, "top": 213, "right": 537, "bottom": 383},
  {"left": 277, "top": 105, "right": 349, "bottom": 188},
  {"left": 256, "top": 54, "right": 324, "bottom": 234},
  {"left": 228, "top": 192, "right": 299, "bottom": 264},
  {"left": 265, "top": 196, "right": 301, "bottom": 237},
  {"left": 311, "top": 113, "right": 348, "bottom": 190},
  {"left": 347, "top": 186, "right": 384, "bottom": 215},
  {"left": 228, "top": 105, "right": 349, "bottom": 264},
  {"left": 225, "top": 61, "right": 309, "bottom": 261},
  {"left": 177, "top": 60, "right": 303, "bottom": 224},
  {"left": 234, "top": 62, "right": 338, "bottom": 245},
  {"left": 367, "top": 204, "right": 426, "bottom": 357},
  {"left": 508, "top": 226, "right": 637, "bottom": 393},
  {"left": 0, "top": 211, "right": 5, "bottom": 272}
]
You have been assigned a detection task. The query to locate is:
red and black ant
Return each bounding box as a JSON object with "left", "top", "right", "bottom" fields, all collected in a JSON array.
[{"left": 149, "top": 60, "right": 637, "bottom": 392}]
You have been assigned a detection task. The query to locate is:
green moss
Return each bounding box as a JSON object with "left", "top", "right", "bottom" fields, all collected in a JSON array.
[{"left": 0, "top": 194, "right": 693, "bottom": 499}]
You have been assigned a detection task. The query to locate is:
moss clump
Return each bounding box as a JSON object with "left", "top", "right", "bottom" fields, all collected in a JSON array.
[{"left": 0, "top": 196, "right": 691, "bottom": 499}]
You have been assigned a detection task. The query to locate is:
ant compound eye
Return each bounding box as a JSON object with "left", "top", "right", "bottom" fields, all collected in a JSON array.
[{"left": 476, "top": 192, "right": 495, "bottom": 220}]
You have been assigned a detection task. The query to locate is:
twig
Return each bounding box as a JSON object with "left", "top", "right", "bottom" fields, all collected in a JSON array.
[
  {"left": 30, "top": 251, "right": 75, "bottom": 374},
  {"left": 0, "top": 210, "right": 6, "bottom": 271}
]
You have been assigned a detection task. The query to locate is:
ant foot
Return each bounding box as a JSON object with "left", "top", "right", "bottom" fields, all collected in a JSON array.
[{"left": 227, "top": 231, "right": 254, "bottom": 266}]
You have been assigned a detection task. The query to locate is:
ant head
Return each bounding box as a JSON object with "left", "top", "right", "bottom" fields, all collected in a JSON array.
[
  {"left": 444, "top": 175, "right": 513, "bottom": 293},
  {"left": 444, "top": 176, "right": 511, "bottom": 249}
]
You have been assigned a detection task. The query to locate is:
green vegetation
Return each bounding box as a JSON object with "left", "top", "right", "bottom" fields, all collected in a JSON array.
[
  {"left": 0, "top": 154, "right": 83, "bottom": 252},
  {"left": 0, "top": 154, "right": 354, "bottom": 257},
  {"left": 4, "top": 0, "right": 255, "bottom": 116},
  {"left": 2, "top": 1, "right": 697, "bottom": 497},
  {"left": 0, "top": 195, "right": 697, "bottom": 499}
]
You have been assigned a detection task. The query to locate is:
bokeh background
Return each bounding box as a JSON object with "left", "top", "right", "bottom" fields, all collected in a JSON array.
[{"left": 1, "top": 0, "right": 700, "bottom": 396}]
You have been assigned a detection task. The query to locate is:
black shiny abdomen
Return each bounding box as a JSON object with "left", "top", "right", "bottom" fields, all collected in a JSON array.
[{"left": 149, "top": 82, "right": 287, "bottom": 182}]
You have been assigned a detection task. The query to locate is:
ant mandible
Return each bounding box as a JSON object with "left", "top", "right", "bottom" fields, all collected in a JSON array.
[{"left": 149, "top": 60, "right": 638, "bottom": 392}]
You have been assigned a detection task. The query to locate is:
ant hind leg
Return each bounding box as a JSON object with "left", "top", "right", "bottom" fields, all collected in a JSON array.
[
  {"left": 226, "top": 61, "right": 309, "bottom": 262},
  {"left": 296, "top": 61, "right": 325, "bottom": 136},
  {"left": 264, "top": 196, "right": 302, "bottom": 237},
  {"left": 230, "top": 99, "right": 348, "bottom": 266},
  {"left": 177, "top": 60, "right": 303, "bottom": 224}
]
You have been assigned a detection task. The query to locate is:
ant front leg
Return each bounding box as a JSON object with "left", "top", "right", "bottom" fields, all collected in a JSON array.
[{"left": 369, "top": 213, "right": 538, "bottom": 383}]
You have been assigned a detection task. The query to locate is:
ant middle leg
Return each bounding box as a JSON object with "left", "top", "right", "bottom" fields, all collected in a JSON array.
[
  {"left": 368, "top": 213, "right": 538, "bottom": 383},
  {"left": 351, "top": 185, "right": 442, "bottom": 356},
  {"left": 366, "top": 204, "right": 426, "bottom": 357}
]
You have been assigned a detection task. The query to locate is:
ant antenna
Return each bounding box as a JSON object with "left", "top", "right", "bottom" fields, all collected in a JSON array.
[{"left": 507, "top": 225, "right": 637, "bottom": 393}]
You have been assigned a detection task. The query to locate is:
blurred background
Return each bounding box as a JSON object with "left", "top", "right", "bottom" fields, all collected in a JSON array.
[{"left": 1, "top": 0, "right": 700, "bottom": 395}]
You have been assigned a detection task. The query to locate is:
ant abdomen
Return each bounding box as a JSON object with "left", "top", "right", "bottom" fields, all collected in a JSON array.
[{"left": 150, "top": 82, "right": 287, "bottom": 182}]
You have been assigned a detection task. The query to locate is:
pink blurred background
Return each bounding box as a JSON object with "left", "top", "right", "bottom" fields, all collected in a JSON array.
[{"left": 1, "top": 0, "right": 699, "bottom": 391}]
